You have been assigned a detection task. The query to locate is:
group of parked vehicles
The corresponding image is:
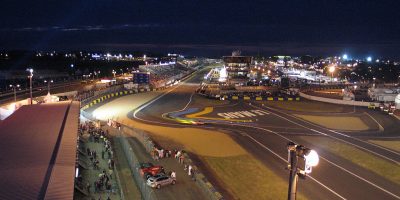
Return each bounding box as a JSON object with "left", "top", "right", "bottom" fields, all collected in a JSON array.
[
  {"left": 369, "top": 102, "right": 396, "bottom": 115},
  {"left": 138, "top": 162, "right": 176, "bottom": 189}
]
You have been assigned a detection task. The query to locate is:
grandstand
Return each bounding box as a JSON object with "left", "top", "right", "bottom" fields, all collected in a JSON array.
[
  {"left": 223, "top": 55, "right": 252, "bottom": 84},
  {"left": 138, "top": 63, "right": 190, "bottom": 88}
]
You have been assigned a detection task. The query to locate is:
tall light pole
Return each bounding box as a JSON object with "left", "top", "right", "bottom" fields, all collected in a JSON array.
[
  {"left": 44, "top": 79, "right": 53, "bottom": 93},
  {"left": 27, "top": 68, "right": 34, "bottom": 105},
  {"left": 287, "top": 142, "right": 319, "bottom": 200},
  {"left": 9, "top": 84, "right": 20, "bottom": 103}
]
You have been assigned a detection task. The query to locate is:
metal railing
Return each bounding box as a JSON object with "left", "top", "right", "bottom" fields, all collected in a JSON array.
[
  {"left": 116, "top": 135, "right": 157, "bottom": 200},
  {"left": 119, "top": 124, "right": 223, "bottom": 200}
]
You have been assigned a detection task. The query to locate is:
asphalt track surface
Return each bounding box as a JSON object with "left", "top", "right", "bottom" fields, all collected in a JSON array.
[{"left": 132, "top": 68, "right": 400, "bottom": 200}]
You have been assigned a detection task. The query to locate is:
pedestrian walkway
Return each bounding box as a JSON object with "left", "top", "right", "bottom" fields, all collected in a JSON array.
[{"left": 75, "top": 122, "right": 122, "bottom": 200}]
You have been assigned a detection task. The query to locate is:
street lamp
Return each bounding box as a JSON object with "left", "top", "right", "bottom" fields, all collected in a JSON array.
[
  {"left": 26, "top": 68, "right": 34, "bottom": 105},
  {"left": 44, "top": 79, "right": 53, "bottom": 93},
  {"left": 373, "top": 77, "right": 376, "bottom": 88},
  {"left": 329, "top": 66, "right": 335, "bottom": 82},
  {"left": 287, "top": 142, "right": 319, "bottom": 200},
  {"left": 9, "top": 84, "right": 20, "bottom": 103}
]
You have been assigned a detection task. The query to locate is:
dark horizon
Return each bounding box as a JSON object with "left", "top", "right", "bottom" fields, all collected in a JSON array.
[{"left": 1, "top": 0, "right": 399, "bottom": 58}]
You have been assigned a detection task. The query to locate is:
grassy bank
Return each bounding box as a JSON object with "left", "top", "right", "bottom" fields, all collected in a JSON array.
[{"left": 203, "top": 155, "right": 307, "bottom": 200}]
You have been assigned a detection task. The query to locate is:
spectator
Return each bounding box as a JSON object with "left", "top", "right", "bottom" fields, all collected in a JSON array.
[
  {"left": 171, "top": 171, "right": 176, "bottom": 179},
  {"left": 188, "top": 165, "right": 192, "bottom": 176}
]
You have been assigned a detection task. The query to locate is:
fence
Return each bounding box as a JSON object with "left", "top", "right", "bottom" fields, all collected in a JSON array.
[
  {"left": 119, "top": 124, "right": 223, "bottom": 200},
  {"left": 80, "top": 85, "right": 124, "bottom": 107},
  {"left": 78, "top": 115, "right": 125, "bottom": 200},
  {"left": 116, "top": 135, "right": 157, "bottom": 200}
]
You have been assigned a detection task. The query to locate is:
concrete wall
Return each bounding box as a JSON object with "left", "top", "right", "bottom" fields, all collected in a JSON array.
[
  {"left": 52, "top": 91, "right": 78, "bottom": 97},
  {"left": 300, "top": 92, "right": 379, "bottom": 107}
]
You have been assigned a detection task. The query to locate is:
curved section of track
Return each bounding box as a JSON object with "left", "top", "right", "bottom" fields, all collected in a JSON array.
[{"left": 132, "top": 68, "right": 400, "bottom": 200}]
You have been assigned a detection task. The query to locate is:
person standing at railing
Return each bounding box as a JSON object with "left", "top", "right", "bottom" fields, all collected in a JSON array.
[
  {"left": 188, "top": 165, "right": 192, "bottom": 176},
  {"left": 171, "top": 171, "right": 176, "bottom": 179}
]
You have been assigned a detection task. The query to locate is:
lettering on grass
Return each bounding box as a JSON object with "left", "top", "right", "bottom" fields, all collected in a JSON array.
[{"left": 217, "top": 110, "right": 269, "bottom": 119}]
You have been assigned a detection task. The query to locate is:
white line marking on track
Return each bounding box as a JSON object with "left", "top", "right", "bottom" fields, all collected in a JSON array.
[
  {"left": 364, "top": 112, "right": 385, "bottom": 132},
  {"left": 239, "top": 124, "right": 400, "bottom": 199},
  {"left": 244, "top": 133, "right": 347, "bottom": 200},
  {"left": 252, "top": 104, "right": 400, "bottom": 165},
  {"left": 321, "top": 156, "right": 400, "bottom": 199}
]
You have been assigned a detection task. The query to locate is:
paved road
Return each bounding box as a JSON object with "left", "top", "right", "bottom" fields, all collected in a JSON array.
[{"left": 132, "top": 68, "right": 400, "bottom": 199}]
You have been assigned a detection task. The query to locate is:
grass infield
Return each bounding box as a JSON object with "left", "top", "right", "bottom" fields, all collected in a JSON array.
[
  {"left": 263, "top": 100, "right": 349, "bottom": 113},
  {"left": 203, "top": 155, "right": 307, "bottom": 200},
  {"left": 295, "top": 114, "right": 370, "bottom": 131}
]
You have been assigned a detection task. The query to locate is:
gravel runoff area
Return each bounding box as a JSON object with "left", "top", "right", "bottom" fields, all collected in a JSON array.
[{"left": 90, "top": 91, "right": 305, "bottom": 200}]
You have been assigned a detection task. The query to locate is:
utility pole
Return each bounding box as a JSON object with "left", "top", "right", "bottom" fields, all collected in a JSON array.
[
  {"left": 10, "top": 84, "right": 20, "bottom": 103},
  {"left": 287, "top": 143, "right": 299, "bottom": 200}
]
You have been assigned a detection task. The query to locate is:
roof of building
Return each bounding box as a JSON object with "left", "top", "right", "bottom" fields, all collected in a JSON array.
[{"left": 0, "top": 101, "right": 79, "bottom": 200}]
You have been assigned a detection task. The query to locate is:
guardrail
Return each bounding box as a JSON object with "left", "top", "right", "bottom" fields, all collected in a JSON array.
[
  {"left": 299, "top": 92, "right": 379, "bottom": 107},
  {"left": 220, "top": 95, "right": 300, "bottom": 101}
]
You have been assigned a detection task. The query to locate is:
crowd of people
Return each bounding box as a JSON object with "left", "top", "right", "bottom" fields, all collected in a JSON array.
[
  {"left": 151, "top": 146, "right": 197, "bottom": 181},
  {"left": 76, "top": 121, "right": 119, "bottom": 200}
]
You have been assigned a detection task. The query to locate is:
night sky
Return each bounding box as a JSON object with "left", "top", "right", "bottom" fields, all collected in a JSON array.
[{"left": 1, "top": 0, "right": 399, "bottom": 57}]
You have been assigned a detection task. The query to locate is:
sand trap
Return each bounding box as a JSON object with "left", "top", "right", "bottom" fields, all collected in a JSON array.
[
  {"left": 295, "top": 114, "right": 370, "bottom": 131},
  {"left": 92, "top": 92, "right": 246, "bottom": 157}
]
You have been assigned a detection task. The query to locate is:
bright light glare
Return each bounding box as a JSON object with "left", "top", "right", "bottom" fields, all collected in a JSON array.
[
  {"left": 304, "top": 150, "right": 319, "bottom": 167},
  {"left": 367, "top": 56, "right": 372, "bottom": 62},
  {"left": 342, "top": 54, "right": 348, "bottom": 60},
  {"left": 218, "top": 67, "right": 227, "bottom": 82},
  {"left": 329, "top": 66, "right": 335, "bottom": 73}
]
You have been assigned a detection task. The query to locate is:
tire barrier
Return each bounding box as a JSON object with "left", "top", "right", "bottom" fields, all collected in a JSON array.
[
  {"left": 81, "top": 87, "right": 165, "bottom": 110},
  {"left": 221, "top": 95, "right": 300, "bottom": 101}
]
